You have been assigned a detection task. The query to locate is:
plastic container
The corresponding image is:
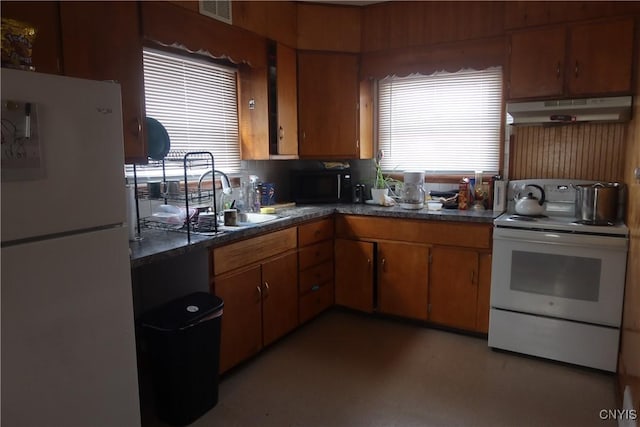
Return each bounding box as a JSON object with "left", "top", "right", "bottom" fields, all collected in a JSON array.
[{"left": 141, "top": 292, "right": 224, "bottom": 426}]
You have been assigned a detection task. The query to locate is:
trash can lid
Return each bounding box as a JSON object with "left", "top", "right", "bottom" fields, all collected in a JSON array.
[{"left": 141, "top": 292, "right": 223, "bottom": 331}]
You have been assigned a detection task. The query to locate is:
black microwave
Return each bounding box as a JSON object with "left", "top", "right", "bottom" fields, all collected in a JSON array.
[{"left": 290, "top": 169, "right": 352, "bottom": 203}]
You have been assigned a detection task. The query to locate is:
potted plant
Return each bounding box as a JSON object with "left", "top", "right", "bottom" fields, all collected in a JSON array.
[{"left": 371, "top": 149, "right": 389, "bottom": 204}]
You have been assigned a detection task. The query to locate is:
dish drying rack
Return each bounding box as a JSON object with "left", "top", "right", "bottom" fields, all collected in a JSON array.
[{"left": 131, "top": 151, "right": 221, "bottom": 242}]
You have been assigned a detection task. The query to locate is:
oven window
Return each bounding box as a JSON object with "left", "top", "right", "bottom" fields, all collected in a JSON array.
[{"left": 510, "top": 251, "right": 601, "bottom": 301}]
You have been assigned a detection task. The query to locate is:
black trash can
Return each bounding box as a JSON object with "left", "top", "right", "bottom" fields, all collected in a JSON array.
[{"left": 141, "top": 292, "right": 224, "bottom": 426}]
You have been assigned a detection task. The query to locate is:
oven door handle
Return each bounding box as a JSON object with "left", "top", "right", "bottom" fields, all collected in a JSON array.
[{"left": 493, "top": 228, "right": 628, "bottom": 250}]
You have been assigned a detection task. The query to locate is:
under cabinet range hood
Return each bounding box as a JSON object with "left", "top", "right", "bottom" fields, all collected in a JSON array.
[{"left": 507, "top": 96, "right": 632, "bottom": 125}]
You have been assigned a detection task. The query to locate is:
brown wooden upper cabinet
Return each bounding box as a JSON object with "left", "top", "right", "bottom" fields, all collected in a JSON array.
[
  {"left": 507, "top": 18, "right": 635, "bottom": 100},
  {"left": 298, "top": 51, "right": 362, "bottom": 159},
  {"left": 239, "top": 42, "right": 298, "bottom": 160},
  {"left": 272, "top": 42, "right": 298, "bottom": 157},
  {"left": 59, "top": 2, "right": 148, "bottom": 164}
]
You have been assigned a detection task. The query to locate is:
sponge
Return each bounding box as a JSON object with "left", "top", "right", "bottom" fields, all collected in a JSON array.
[{"left": 260, "top": 207, "right": 276, "bottom": 214}]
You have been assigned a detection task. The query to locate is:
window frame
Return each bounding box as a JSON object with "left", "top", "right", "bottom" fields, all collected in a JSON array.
[
  {"left": 375, "top": 67, "right": 505, "bottom": 182},
  {"left": 126, "top": 44, "right": 241, "bottom": 182}
]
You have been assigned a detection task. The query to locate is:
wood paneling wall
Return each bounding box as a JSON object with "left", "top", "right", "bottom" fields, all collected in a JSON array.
[
  {"left": 509, "top": 124, "right": 627, "bottom": 181},
  {"left": 141, "top": 2, "right": 267, "bottom": 68},
  {"left": 619, "top": 45, "right": 640, "bottom": 413},
  {"left": 297, "top": 3, "right": 362, "bottom": 52}
]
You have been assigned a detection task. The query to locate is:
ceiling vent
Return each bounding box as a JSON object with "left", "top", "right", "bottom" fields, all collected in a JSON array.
[{"left": 199, "top": 0, "right": 232, "bottom": 24}]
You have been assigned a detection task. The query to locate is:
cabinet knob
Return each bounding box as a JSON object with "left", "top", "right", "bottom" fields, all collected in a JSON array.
[
  {"left": 574, "top": 61, "right": 579, "bottom": 78},
  {"left": 471, "top": 270, "right": 476, "bottom": 285},
  {"left": 556, "top": 62, "right": 561, "bottom": 78},
  {"left": 129, "top": 118, "right": 142, "bottom": 137},
  {"left": 256, "top": 285, "right": 262, "bottom": 302},
  {"left": 263, "top": 281, "right": 270, "bottom": 298},
  {"left": 381, "top": 258, "right": 386, "bottom": 272},
  {"left": 279, "top": 126, "right": 284, "bottom": 141}
]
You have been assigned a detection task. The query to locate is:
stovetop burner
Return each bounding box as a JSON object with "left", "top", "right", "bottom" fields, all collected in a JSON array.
[{"left": 494, "top": 179, "right": 629, "bottom": 237}]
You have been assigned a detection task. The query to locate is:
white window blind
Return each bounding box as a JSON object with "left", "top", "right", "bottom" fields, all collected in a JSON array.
[
  {"left": 142, "top": 48, "right": 240, "bottom": 173},
  {"left": 378, "top": 67, "right": 502, "bottom": 173}
]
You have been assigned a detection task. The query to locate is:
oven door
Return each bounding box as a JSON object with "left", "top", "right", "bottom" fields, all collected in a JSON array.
[{"left": 491, "top": 227, "right": 627, "bottom": 327}]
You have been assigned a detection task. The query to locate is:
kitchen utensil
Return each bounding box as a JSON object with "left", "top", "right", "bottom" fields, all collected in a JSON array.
[
  {"left": 352, "top": 184, "right": 366, "bottom": 203},
  {"left": 148, "top": 180, "right": 164, "bottom": 198},
  {"left": 223, "top": 209, "right": 238, "bottom": 226},
  {"left": 166, "top": 180, "right": 180, "bottom": 197},
  {"left": 514, "top": 184, "right": 545, "bottom": 216},
  {"left": 573, "top": 182, "right": 621, "bottom": 224},
  {"left": 146, "top": 117, "right": 171, "bottom": 160}
]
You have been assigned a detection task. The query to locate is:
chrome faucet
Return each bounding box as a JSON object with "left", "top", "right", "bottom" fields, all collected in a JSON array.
[{"left": 197, "top": 169, "right": 233, "bottom": 196}]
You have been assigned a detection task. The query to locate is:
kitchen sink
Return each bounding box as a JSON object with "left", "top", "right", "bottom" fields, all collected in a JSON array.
[
  {"left": 217, "top": 212, "right": 288, "bottom": 231},
  {"left": 238, "top": 212, "right": 281, "bottom": 224}
]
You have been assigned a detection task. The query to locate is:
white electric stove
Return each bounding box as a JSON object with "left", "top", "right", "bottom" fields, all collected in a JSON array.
[{"left": 489, "top": 179, "right": 629, "bottom": 372}]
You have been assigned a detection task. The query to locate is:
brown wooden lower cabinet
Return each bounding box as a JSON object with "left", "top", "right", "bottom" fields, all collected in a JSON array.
[
  {"left": 213, "top": 250, "right": 298, "bottom": 373},
  {"left": 297, "top": 218, "right": 335, "bottom": 323},
  {"left": 214, "top": 216, "right": 492, "bottom": 374},
  {"left": 429, "top": 246, "right": 491, "bottom": 332},
  {"left": 214, "top": 265, "right": 262, "bottom": 374},
  {"left": 334, "top": 215, "right": 492, "bottom": 333},
  {"left": 262, "top": 252, "right": 299, "bottom": 347},
  {"left": 476, "top": 253, "right": 492, "bottom": 334},
  {"left": 378, "top": 241, "right": 429, "bottom": 321},
  {"left": 334, "top": 238, "right": 374, "bottom": 312}
]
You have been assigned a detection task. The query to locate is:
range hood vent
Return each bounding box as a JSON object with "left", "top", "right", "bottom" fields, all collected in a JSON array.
[{"left": 507, "top": 96, "right": 632, "bottom": 125}]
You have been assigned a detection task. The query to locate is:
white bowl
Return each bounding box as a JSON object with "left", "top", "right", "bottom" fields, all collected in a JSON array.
[{"left": 427, "top": 201, "right": 443, "bottom": 211}]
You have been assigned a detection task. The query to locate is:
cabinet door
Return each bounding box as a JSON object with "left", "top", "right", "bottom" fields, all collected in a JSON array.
[
  {"left": 298, "top": 52, "right": 359, "bottom": 158},
  {"left": 567, "top": 18, "right": 634, "bottom": 96},
  {"left": 214, "top": 265, "right": 262, "bottom": 373},
  {"left": 334, "top": 239, "right": 374, "bottom": 312},
  {"left": 60, "top": 2, "right": 147, "bottom": 164},
  {"left": 276, "top": 43, "right": 298, "bottom": 156},
  {"left": 378, "top": 242, "right": 429, "bottom": 320},
  {"left": 429, "top": 246, "right": 479, "bottom": 331},
  {"left": 1, "top": 1, "right": 62, "bottom": 75},
  {"left": 508, "top": 27, "right": 566, "bottom": 100},
  {"left": 238, "top": 64, "right": 269, "bottom": 160},
  {"left": 475, "top": 252, "right": 492, "bottom": 334},
  {"left": 262, "top": 252, "right": 299, "bottom": 346}
]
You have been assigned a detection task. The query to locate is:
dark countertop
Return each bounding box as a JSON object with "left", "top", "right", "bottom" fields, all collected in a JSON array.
[{"left": 129, "top": 204, "right": 499, "bottom": 268}]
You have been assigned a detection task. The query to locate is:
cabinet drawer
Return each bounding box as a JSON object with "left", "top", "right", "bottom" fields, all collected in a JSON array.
[
  {"left": 298, "top": 240, "right": 333, "bottom": 271},
  {"left": 299, "top": 260, "right": 334, "bottom": 295},
  {"left": 335, "top": 215, "right": 492, "bottom": 249},
  {"left": 298, "top": 217, "right": 334, "bottom": 247},
  {"left": 299, "top": 283, "right": 333, "bottom": 324},
  {"left": 214, "top": 227, "right": 297, "bottom": 275}
]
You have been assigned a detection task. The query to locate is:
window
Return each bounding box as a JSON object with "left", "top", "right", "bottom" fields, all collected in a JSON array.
[
  {"left": 377, "top": 67, "right": 502, "bottom": 174},
  {"left": 141, "top": 48, "right": 240, "bottom": 174}
]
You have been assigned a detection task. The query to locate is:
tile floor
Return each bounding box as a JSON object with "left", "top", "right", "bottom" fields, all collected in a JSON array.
[{"left": 142, "top": 309, "right": 618, "bottom": 427}]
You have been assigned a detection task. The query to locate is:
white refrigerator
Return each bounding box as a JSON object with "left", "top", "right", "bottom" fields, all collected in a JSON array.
[{"left": 1, "top": 69, "right": 141, "bottom": 426}]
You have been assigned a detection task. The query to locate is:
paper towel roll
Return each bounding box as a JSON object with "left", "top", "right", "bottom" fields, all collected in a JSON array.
[{"left": 125, "top": 184, "right": 138, "bottom": 241}]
